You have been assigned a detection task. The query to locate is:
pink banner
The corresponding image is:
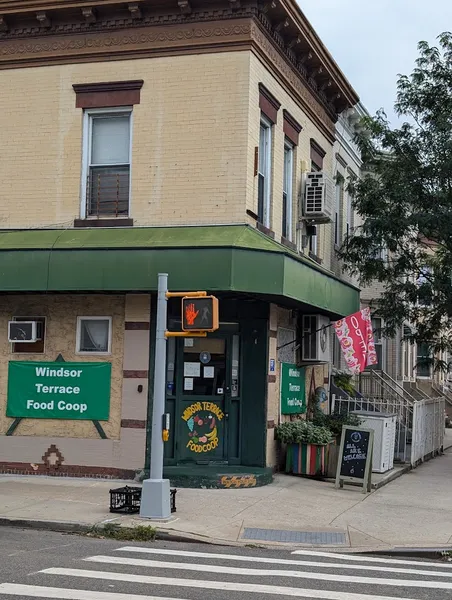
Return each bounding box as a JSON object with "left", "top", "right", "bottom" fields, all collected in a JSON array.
[{"left": 333, "top": 308, "right": 378, "bottom": 374}]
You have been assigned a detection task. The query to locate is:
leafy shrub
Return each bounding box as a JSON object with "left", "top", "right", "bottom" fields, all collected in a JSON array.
[
  {"left": 275, "top": 420, "right": 333, "bottom": 445},
  {"left": 313, "top": 410, "right": 361, "bottom": 439}
]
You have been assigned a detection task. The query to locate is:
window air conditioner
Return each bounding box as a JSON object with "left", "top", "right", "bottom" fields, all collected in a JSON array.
[
  {"left": 304, "top": 172, "right": 333, "bottom": 223},
  {"left": 8, "top": 321, "right": 40, "bottom": 343},
  {"left": 302, "top": 315, "right": 331, "bottom": 362}
]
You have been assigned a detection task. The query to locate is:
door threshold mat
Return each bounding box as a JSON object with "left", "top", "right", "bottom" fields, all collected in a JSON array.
[{"left": 242, "top": 527, "right": 347, "bottom": 545}]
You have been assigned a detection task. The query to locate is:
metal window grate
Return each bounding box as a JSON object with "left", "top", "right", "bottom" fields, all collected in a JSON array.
[{"left": 242, "top": 527, "right": 346, "bottom": 545}]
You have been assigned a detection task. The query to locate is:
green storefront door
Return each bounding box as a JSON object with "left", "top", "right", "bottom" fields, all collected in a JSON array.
[{"left": 174, "top": 333, "right": 240, "bottom": 464}]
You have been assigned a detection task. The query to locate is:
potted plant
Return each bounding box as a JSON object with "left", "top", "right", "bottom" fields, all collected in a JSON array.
[
  {"left": 313, "top": 410, "right": 362, "bottom": 477},
  {"left": 275, "top": 420, "right": 334, "bottom": 477}
]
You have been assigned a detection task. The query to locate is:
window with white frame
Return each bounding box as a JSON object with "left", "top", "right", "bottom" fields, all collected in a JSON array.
[
  {"left": 366, "top": 317, "right": 383, "bottom": 370},
  {"left": 282, "top": 140, "right": 294, "bottom": 240},
  {"left": 76, "top": 317, "right": 112, "bottom": 354},
  {"left": 82, "top": 109, "right": 131, "bottom": 218},
  {"left": 258, "top": 117, "right": 272, "bottom": 227},
  {"left": 416, "top": 342, "right": 432, "bottom": 378},
  {"left": 334, "top": 176, "right": 343, "bottom": 246},
  {"left": 308, "top": 159, "right": 321, "bottom": 255},
  {"left": 345, "top": 189, "right": 353, "bottom": 240}
]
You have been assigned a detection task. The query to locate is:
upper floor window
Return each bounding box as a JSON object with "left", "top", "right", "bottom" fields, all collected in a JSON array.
[
  {"left": 82, "top": 109, "right": 132, "bottom": 218},
  {"left": 282, "top": 140, "right": 294, "bottom": 240},
  {"left": 334, "top": 176, "right": 343, "bottom": 246},
  {"left": 258, "top": 117, "right": 272, "bottom": 227},
  {"left": 308, "top": 140, "right": 325, "bottom": 257},
  {"left": 365, "top": 317, "right": 383, "bottom": 370}
]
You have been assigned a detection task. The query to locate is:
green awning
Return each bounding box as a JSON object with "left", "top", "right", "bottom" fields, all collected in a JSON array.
[{"left": 0, "top": 224, "right": 359, "bottom": 317}]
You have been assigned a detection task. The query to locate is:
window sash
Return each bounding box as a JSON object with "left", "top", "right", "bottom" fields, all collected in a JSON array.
[
  {"left": 82, "top": 108, "right": 132, "bottom": 219},
  {"left": 77, "top": 317, "right": 112, "bottom": 354},
  {"left": 308, "top": 160, "right": 319, "bottom": 254},
  {"left": 258, "top": 118, "right": 272, "bottom": 227},
  {"left": 334, "top": 178, "right": 343, "bottom": 246},
  {"left": 283, "top": 141, "right": 293, "bottom": 240}
]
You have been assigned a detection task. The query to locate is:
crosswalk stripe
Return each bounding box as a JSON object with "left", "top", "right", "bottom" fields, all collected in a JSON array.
[
  {"left": 82, "top": 555, "right": 452, "bottom": 590},
  {"left": 114, "top": 545, "right": 452, "bottom": 578},
  {"left": 0, "top": 583, "right": 183, "bottom": 600},
  {"left": 39, "top": 568, "right": 422, "bottom": 600},
  {"left": 291, "top": 549, "right": 452, "bottom": 569}
]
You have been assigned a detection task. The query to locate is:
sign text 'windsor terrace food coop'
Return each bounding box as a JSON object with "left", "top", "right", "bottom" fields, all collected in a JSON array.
[{"left": 6, "top": 361, "right": 111, "bottom": 420}]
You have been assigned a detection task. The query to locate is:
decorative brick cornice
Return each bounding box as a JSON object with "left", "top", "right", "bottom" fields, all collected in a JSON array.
[{"left": 0, "top": 3, "right": 354, "bottom": 136}]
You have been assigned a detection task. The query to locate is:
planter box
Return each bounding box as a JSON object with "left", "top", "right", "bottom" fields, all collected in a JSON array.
[
  {"left": 326, "top": 441, "right": 340, "bottom": 478},
  {"left": 286, "top": 442, "right": 331, "bottom": 477}
]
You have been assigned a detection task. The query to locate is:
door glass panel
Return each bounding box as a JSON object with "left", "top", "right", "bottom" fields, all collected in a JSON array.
[
  {"left": 166, "top": 336, "right": 176, "bottom": 396},
  {"left": 231, "top": 334, "right": 240, "bottom": 398},
  {"left": 182, "top": 338, "right": 226, "bottom": 396}
]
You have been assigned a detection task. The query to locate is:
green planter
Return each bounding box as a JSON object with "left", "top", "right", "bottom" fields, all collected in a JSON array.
[{"left": 286, "top": 442, "right": 331, "bottom": 477}]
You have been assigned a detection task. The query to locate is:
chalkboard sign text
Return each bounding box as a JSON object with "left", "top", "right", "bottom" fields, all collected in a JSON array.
[{"left": 335, "top": 425, "right": 374, "bottom": 493}]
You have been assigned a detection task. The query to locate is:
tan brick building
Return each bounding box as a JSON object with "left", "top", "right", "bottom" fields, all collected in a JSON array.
[{"left": 0, "top": 0, "right": 360, "bottom": 485}]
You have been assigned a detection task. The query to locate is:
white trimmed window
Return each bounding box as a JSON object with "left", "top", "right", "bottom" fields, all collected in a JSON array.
[
  {"left": 334, "top": 176, "right": 343, "bottom": 246},
  {"left": 81, "top": 108, "right": 132, "bottom": 218},
  {"left": 309, "top": 160, "right": 321, "bottom": 255},
  {"left": 365, "top": 317, "right": 383, "bottom": 370},
  {"left": 282, "top": 140, "right": 294, "bottom": 240},
  {"left": 345, "top": 189, "right": 353, "bottom": 240},
  {"left": 76, "top": 317, "right": 112, "bottom": 354},
  {"left": 258, "top": 116, "right": 272, "bottom": 227}
]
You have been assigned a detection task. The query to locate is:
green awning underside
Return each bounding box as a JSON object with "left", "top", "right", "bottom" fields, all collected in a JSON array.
[{"left": 0, "top": 224, "right": 359, "bottom": 317}]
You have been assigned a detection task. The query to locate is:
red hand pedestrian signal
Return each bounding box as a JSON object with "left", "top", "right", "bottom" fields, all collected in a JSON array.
[
  {"left": 185, "top": 303, "right": 199, "bottom": 326},
  {"left": 182, "top": 296, "right": 219, "bottom": 332}
]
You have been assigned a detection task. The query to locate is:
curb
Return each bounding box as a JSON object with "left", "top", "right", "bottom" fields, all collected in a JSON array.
[
  {"left": 1, "top": 517, "right": 450, "bottom": 558},
  {"left": 0, "top": 517, "right": 244, "bottom": 547},
  {"left": 360, "top": 546, "right": 452, "bottom": 559}
]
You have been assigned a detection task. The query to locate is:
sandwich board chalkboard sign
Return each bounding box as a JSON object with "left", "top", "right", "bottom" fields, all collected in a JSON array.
[{"left": 335, "top": 425, "right": 374, "bottom": 493}]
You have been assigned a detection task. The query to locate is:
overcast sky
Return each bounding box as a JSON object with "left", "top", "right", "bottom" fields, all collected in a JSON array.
[{"left": 299, "top": 1, "right": 452, "bottom": 123}]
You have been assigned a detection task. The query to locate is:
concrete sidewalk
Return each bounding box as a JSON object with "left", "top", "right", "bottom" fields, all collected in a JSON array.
[{"left": 1, "top": 449, "right": 452, "bottom": 552}]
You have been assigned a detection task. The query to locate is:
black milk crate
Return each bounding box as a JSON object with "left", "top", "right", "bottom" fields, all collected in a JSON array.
[
  {"left": 109, "top": 486, "right": 142, "bottom": 514},
  {"left": 109, "top": 486, "right": 177, "bottom": 514}
]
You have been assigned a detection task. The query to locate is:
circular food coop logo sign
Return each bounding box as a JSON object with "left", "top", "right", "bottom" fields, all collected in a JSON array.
[{"left": 181, "top": 401, "right": 224, "bottom": 454}]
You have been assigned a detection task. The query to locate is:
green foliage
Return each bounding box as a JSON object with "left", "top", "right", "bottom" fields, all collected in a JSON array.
[
  {"left": 275, "top": 420, "right": 333, "bottom": 445},
  {"left": 332, "top": 372, "right": 355, "bottom": 396},
  {"left": 338, "top": 32, "right": 452, "bottom": 366},
  {"left": 313, "top": 410, "right": 361, "bottom": 439},
  {"left": 88, "top": 523, "right": 156, "bottom": 541}
]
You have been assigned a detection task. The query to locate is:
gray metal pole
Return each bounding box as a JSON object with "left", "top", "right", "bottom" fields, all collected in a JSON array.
[{"left": 140, "top": 273, "right": 171, "bottom": 519}]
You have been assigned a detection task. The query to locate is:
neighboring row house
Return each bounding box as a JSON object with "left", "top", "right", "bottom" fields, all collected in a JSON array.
[{"left": 0, "top": 0, "right": 360, "bottom": 485}]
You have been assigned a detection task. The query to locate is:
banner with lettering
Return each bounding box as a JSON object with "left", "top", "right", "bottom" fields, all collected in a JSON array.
[{"left": 332, "top": 308, "right": 378, "bottom": 374}]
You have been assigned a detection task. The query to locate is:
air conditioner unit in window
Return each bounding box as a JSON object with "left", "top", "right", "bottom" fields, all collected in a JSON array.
[
  {"left": 303, "top": 172, "right": 333, "bottom": 223},
  {"left": 8, "top": 321, "right": 41, "bottom": 343},
  {"left": 302, "top": 315, "right": 331, "bottom": 362}
]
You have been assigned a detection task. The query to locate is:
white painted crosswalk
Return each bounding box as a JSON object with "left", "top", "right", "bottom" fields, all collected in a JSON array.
[{"left": 1, "top": 543, "right": 452, "bottom": 600}]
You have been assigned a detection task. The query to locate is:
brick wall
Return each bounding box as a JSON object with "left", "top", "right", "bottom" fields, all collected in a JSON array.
[{"left": 0, "top": 53, "right": 250, "bottom": 228}]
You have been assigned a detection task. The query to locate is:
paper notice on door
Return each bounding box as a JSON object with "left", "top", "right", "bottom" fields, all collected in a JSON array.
[
  {"left": 184, "top": 362, "right": 200, "bottom": 377},
  {"left": 204, "top": 366, "right": 215, "bottom": 379},
  {"left": 184, "top": 338, "right": 194, "bottom": 347},
  {"left": 184, "top": 378, "right": 194, "bottom": 391}
]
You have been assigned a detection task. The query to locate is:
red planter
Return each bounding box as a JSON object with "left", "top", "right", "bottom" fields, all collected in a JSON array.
[{"left": 286, "top": 442, "right": 330, "bottom": 477}]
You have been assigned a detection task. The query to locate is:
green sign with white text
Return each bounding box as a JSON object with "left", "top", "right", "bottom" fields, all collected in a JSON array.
[
  {"left": 6, "top": 361, "right": 111, "bottom": 420},
  {"left": 280, "top": 363, "right": 306, "bottom": 415}
]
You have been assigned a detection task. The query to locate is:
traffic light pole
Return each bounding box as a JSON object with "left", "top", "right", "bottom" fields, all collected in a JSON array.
[{"left": 140, "top": 272, "right": 171, "bottom": 520}]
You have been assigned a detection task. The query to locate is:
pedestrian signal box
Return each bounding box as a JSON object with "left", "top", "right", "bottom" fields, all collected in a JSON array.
[{"left": 182, "top": 296, "right": 219, "bottom": 332}]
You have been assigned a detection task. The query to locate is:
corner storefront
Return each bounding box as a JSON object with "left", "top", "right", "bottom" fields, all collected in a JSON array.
[{"left": 0, "top": 225, "right": 359, "bottom": 485}]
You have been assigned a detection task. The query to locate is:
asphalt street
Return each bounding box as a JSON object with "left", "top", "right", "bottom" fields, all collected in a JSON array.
[{"left": 0, "top": 527, "right": 451, "bottom": 599}]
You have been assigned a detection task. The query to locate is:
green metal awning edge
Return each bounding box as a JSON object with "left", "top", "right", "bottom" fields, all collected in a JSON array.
[{"left": 0, "top": 225, "right": 360, "bottom": 317}]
